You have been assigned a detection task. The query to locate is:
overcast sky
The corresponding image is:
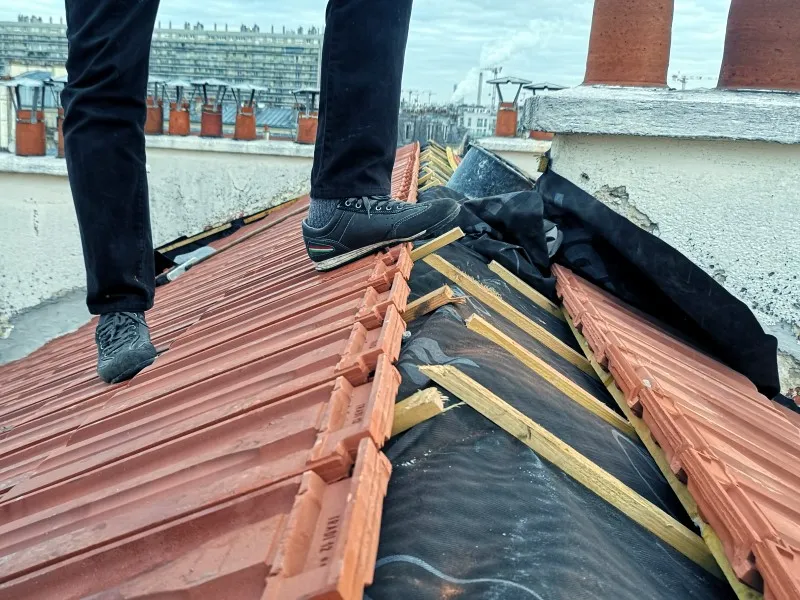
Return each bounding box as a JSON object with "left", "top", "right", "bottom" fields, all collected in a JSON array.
[{"left": 2, "top": 0, "right": 731, "bottom": 101}]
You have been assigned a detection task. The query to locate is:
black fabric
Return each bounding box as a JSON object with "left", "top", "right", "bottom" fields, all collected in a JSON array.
[
  {"left": 419, "top": 171, "right": 780, "bottom": 397},
  {"left": 370, "top": 250, "right": 735, "bottom": 598},
  {"left": 64, "top": 0, "right": 412, "bottom": 314},
  {"left": 419, "top": 186, "right": 557, "bottom": 299},
  {"left": 536, "top": 170, "right": 780, "bottom": 398},
  {"left": 406, "top": 242, "right": 583, "bottom": 363}
]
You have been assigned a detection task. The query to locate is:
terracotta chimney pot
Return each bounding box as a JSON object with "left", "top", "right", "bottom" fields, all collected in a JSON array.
[
  {"left": 584, "top": 0, "right": 674, "bottom": 87},
  {"left": 718, "top": 0, "right": 800, "bottom": 91}
]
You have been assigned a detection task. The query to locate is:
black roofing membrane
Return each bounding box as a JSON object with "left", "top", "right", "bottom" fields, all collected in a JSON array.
[{"left": 368, "top": 242, "right": 734, "bottom": 600}]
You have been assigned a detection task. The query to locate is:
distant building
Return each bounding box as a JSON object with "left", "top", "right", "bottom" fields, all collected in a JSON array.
[
  {"left": 397, "top": 109, "right": 467, "bottom": 147},
  {"left": 458, "top": 106, "right": 497, "bottom": 138},
  {"left": 0, "top": 17, "right": 323, "bottom": 106}
]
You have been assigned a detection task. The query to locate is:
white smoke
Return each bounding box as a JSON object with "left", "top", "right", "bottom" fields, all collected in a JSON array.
[{"left": 450, "top": 26, "right": 545, "bottom": 104}]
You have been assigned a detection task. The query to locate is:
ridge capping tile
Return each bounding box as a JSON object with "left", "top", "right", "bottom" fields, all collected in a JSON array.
[
  {"left": 264, "top": 438, "right": 392, "bottom": 600},
  {"left": 336, "top": 304, "right": 406, "bottom": 385}
]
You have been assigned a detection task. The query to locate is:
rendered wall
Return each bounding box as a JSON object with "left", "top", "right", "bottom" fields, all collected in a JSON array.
[{"left": 0, "top": 140, "right": 313, "bottom": 319}]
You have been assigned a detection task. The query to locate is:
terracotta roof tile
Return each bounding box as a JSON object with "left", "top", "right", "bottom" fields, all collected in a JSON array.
[
  {"left": 0, "top": 144, "right": 420, "bottom": 599},
  {"left": 555, "top": 264, "right": 800, "bottom": 600}
]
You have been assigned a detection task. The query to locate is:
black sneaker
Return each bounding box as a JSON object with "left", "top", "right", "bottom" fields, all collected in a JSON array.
[
  {"left": 95, "top": 312, "right": 157, "bottom": 383},
  {"left": 302, "top": 195, "right": 460, "bottom": 271}
]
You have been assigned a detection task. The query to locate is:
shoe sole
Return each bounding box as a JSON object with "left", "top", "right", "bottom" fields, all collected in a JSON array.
[
  {"left": 313, "top": 231, "right": 427, "bottom": 271},
  {"left": 312, "top": 205, "right": 461, "bottom": 272},
  {"left": 108, "top": 355, "right": 157, "bottom": 384}
]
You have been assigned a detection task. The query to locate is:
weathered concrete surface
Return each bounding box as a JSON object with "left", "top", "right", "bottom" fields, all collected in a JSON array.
[
  {"left": 0, "top": 288, "right": 90, "bottom": 366},
  {"left": 523, "top": 86, "right": 800, "bottom": 144},
  {"left": 145, "top": 135, "right": 315, "bottom": 157},
  {"left": 549, "top": 133, "right": 800, "bottom": 390},
  {"left": 0, "top": 145, "right": 312, "bottom": 319}
]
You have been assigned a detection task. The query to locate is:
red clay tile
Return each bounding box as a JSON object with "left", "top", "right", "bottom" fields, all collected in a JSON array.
[
  {"left": 754, "top": 539, "right": 800, "bottom": 600},
  {"left": 0, "top": 439, "right": 391, "bottom": 600},
  {"left": 0, "top": 145, "right": 418, "bottom": 598},
  {"left": 555, "top": 264, "right": 800, "bottom": 599}
]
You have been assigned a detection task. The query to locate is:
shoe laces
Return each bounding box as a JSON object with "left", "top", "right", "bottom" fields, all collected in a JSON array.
[
  {"left": 97, "top": 312, "right": 144, "bottom": 354},
  {"left": 343, "top": 195, "right": 403, "bottom": 218}
]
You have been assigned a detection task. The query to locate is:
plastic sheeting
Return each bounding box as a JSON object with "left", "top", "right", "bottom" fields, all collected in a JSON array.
[{"left": 368, "top": 243, "right": 734, "bottom": 600}]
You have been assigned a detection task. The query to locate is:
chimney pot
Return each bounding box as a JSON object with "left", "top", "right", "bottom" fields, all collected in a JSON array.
[
  {"left": 718, "top": 0, "right": 800, "bottom": 91},
  {"left": 583, "top": 0, "right": 674, "bottom": 87}
]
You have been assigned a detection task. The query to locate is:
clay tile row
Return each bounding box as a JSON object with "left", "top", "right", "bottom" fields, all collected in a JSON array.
[
  {"left": 0, "top": 145, "right": 420, "bottom": 599},
  {"left": 0, "top": 439, "right": 390, "bottom": 600},
  {"left": 554, "top": 264, "right": 800, "bottom": 600}
]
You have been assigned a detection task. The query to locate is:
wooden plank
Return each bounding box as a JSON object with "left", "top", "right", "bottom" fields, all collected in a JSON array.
[
  {"left": 418, "top": 170, "right": 436, "bottom": 185},
  {"left": 243, "top": 196, "right": 302, "bottom": 224},
  {"left": 410, "top": 227, "right": 465, "bottom": 261},
  {"left": 562, "top": 311, "right": 762, "bottom": 600},
  {"left": 538, "top": 155, "right": 549, "bottom": 173},
  {"left": 404, "top": 285, "right": 466, "bottom": 323},
  {"left": 466, "top": 315, "right": 635, "bottom": 438},
  {"left": 391, "top": 388, "right": 446, "bottom": 437},
  {"left": 562, "top": 311, "right": 617, "bottom": 387},
  {"left": 446, "top": 147, "right": 459, "bottom": 171},
  {"left": 420, "top": 365, "right": 723, "bottom": 579},
  {"left": 424, "top": 254, "right": 598, "bottom": 379},
  {"left": 488, "top": 261, "right": 565, "bottom": 321},
  {"left": 156, "top": 223, "right": 232, "bottom": 253}
]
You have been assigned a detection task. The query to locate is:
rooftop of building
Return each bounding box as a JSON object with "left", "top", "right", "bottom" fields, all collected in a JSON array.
[
  {"left": 1, "top": 1, "right": 800, "bottom": 598},
  {"left": 0, "top": 138, "right": 797, "bottom": 599}
]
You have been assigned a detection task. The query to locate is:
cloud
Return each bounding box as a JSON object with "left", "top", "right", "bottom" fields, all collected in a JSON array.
[{"left": 2, "top": 0, "right": 733, "bottom": 100}]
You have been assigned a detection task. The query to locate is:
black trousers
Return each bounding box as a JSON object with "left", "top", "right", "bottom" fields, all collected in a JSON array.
[{"left": 63, "top": 0, "right": 412, "bottom": 314}]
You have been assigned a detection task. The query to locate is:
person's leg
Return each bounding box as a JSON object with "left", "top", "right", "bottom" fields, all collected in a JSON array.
[
  {"left": 63, "top": 0, "right": 158, "bottom": 315},
  {"left": 303, "top": 0, "right": 460, "bottom": 270},
  {"left": 63, "top": 0, "right": 159, "bottom": 383},
  {"left": 310, "top": 0, "right": 412, "bottom": 203}
]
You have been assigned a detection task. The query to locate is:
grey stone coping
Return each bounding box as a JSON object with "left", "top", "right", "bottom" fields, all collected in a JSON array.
[
  {"left": 476, "top": 137, "right": 551, "bottom": 154},
  {"left": 522, "top": 86, "right": 800, "bottom": 144},
  {"left": 0, "top": 152, "right": 154, "bottom": 177},
  {"left": 0, "top": 152, "right": 68, "bottom": 177},
  {"left": 145, "top": 135, "right": 316, "bottom": 157}
]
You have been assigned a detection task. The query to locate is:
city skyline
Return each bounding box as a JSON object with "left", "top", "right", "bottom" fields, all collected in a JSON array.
[{"left": 1, "top": 0, "right": 733, "bottom": 101}]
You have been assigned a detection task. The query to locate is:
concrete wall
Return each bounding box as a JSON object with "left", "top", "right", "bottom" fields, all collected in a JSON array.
[
  {"left": 0, "top": 139, "right": 313, "bottom": 319},
  {"left": 476, "top": 137, "right": 550, "bottom": 181},
  {"left": 549, "top": 134, "right": 800, "bottom": 388}
]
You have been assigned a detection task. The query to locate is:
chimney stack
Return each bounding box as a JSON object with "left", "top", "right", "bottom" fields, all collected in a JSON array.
[
  {"left": 144, "top": 80, "right": 165, "bottom": 135},
  {"left": 9, "top": 82, "right": 47, "bottom": 157},
  {"left": 168, "top": 83, "right": 191, "bottom": 136},
  {"left": 583, "top": 0, "right": 674, "bottom": 87},
  {"left": 196, "top": 82, "right": 227, "bottom": 138},
  {"left": 294, "top": 89, "right": 320, "bottom": 144},
  {"left": 487, "top": 77, "right": 531, "bottom": 138},
  {"left": 718, "top": 0, "right": 800, "bottom": 91}
]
